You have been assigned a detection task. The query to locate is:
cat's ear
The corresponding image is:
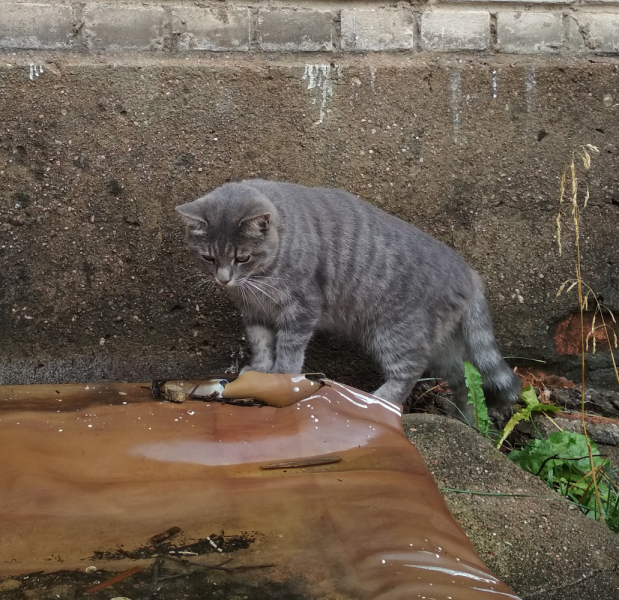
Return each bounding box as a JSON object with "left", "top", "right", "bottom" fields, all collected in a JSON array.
[
  {"left": 240, "top": 213, "right": 270, "bottom": 235},
  {"left": 175, "top": 201, "right": 208, "bottom": 225}
]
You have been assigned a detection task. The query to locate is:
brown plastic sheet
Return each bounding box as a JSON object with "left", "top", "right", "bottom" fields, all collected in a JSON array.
[{"left": 0, "top": 375, "right": 520, "bottom": 599}]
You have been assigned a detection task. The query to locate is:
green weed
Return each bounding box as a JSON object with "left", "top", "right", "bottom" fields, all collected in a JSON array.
[
  {"left": 463, "top": 361, "right": 491, "bottom": 434},
  {"left": 509, "top": 431, "right": 619, "bottom": 532},
  {"left": 495, "top": 385, "right": 561, "bottom": 449}
]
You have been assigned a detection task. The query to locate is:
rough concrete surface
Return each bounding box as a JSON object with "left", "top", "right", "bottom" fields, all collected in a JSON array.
[
  {"left": 0, "top": 52, "right": 618, "bottom": 387},
  {"left": 3, "top": 1, "right": 619, "bottom": 56},
  {"left": 405, "top": 413, "right": 619, "bottom": 600}
]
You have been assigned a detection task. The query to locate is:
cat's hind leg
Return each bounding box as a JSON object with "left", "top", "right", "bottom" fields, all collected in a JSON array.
[
  {"left": 427, "top": 329, "right": 474, "bottom": 425},
  {"left": 370, "top": 328, "right": 430, "bottom": 405}
]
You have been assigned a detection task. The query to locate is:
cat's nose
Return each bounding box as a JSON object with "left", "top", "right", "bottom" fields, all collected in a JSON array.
[{"left": 216, "top": 269, "right": 232, "bottom": 285}]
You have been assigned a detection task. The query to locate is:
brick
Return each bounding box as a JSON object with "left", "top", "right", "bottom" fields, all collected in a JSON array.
[
  {"left": 421, "top": 11, "right": 490, "bottom": 51},
  {"left": 341, "top": 8, "right": 415, "bottom": 51},
  {"left": 555, "top": 312, "right": 617, "bottom": 355},
  {"left": 497, "top": 12, "right": 563, "bottom": 53},
  {"left": 258, "top": 9, "right": 333, "bottom": 52},
  {"left": 0, "top": 3, "right": 74, "bottom": 49},
  {"left": 172, "top": 7, "right": 250, "bottom": 51},
  {"left": 84, "top": 5, "right": 166, "bottom": 51},
  {"left": 567, "top": 13, "right": 619, "bottom": 53}
]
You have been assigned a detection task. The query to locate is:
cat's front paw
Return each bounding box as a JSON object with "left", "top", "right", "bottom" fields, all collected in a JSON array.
[{"left": 239, "top": 363, "right": 272, "bottom": 375}]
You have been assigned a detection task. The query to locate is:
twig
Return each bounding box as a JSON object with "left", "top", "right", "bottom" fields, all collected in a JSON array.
[
  {"left": 164, "top": 555, "right": 233, "bottom": 571},
  {"left": 150, "top": 526, "right": 181, "bottom": 545},
  {"left": 85, "top": 566, "right": 142, "bottom": 594},
  {"left": 163, "top": 555, "right": 274, "bottom": 572}
]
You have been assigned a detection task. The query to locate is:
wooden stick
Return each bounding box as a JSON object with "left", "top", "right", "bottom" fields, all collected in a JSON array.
[{"left": 85, "top": 565, "right": 142, "bottom": 594}]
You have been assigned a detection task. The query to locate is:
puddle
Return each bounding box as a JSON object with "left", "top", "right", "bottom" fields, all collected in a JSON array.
[{"left": 0, "top": 375, "right": 520, "bottom": 599}]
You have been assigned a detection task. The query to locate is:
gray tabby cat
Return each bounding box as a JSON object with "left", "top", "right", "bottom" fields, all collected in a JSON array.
[{"left": 176, "top": 180, "right": 521, "bottom": 419}]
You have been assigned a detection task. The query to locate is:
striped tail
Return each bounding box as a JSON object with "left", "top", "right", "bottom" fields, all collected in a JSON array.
[{"left": 461, "top": 286, "right": 521, "bottom": 410}]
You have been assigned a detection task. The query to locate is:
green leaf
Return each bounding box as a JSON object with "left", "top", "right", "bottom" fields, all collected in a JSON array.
[
  {"left": 495, "top": 409, "right": 530, "bottom": 449},
  {"left": 520, "top": 385, "right": 540, "bottom": 408},
  {"left": 495, "top": 386, "right": 561, "bottom": 448},
  {"left": 463, "top": 361, "right": 491, "bottom": 434},
  {"left": 509, "top": 432, "right": 605, "bottom": 487}
]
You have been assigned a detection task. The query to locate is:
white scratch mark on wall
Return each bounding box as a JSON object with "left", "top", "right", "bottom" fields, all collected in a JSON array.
[
  {"left": 29, "top": 63, "right": 44, "bottom": 81},
  {"left": 303, "top": 64, "right": 335, "bottom": 125},
  {"left": 369, "top": 67, "right": 376, "bottom": 94},
  {"left": 449, "top": 68, "right": 462, "bottom": 144},
  {"left": 524, "top": 64, "right": 536, "bottom": 113},
  {"left": 492, "top": 70, "right": 498, "bottom": 100}
]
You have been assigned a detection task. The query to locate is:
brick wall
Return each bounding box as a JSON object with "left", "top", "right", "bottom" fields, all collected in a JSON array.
[{"left": 1, "top": 1, "right": 618, "bottom": 54}]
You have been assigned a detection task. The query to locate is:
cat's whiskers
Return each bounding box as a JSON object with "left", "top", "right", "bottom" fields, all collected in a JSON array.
[
  {"left": 240, "top": 280, "right": 270, "bottom": 314},
  {"left": 188, "top": 279, "right": 211, "bottom": 295},
  {"left": 247, "top": 278, "right": 282, "bottom": 294},
  {"left": 237, "top": 282, "right": 250, "bottom": 308},
  {"left": 251, "top": 274, "right": 291, "bottom": 283},
  {"left": 246, "top": 280, "right": 284, "bottom": 307}
]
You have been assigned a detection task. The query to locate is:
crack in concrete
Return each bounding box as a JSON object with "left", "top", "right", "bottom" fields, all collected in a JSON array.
[{"left": 571, "top": 16, "right": 601, "bottom": 51}]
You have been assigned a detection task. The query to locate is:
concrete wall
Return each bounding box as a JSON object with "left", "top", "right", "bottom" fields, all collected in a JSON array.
[
  {"left": 1, "top": 1, "right": 619, "bottom": 55},
  {"left": 1, "top": 2, "right": 618, "bottom": 389}
]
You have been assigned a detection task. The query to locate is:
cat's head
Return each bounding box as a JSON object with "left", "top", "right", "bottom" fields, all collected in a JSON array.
[{"left": 176, "top": 183, "right": 280, "bottom": 288}]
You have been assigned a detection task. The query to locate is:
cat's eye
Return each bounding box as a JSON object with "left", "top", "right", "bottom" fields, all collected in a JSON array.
[
  {"left": 201, "top": 254, "right": 215, "bottom": 262},
  {"left": 236, "top": 255, "right": 250, "bottom": 263}
]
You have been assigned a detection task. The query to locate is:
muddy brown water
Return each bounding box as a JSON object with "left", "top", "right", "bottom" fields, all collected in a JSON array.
[{"left": 0, "top": 375, "right": 519, "bottom": 599}]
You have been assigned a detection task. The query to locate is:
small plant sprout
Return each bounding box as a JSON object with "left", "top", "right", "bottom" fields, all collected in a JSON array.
[{"left": 463, "top": 362, "right": 491, "bottom": 434}]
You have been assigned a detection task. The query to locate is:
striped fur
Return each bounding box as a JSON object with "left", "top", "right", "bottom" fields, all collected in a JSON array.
[{"left": 176, "top": 180, "right": 521, "bottom": 418}]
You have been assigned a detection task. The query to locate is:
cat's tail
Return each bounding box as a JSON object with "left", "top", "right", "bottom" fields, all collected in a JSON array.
[{"left": 461, "top": 282, "right": 522, "bottom": 411}]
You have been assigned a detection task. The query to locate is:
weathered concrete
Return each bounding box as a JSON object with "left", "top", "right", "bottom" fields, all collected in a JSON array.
[
  {"left": 567, "top": 13, "right": 619, "bottom": 54},
  {"left": 405, "top": 413, "right": 619, "bottom": 600},
  {"left": 257, "top": 9, "right": 335, "bottom": 52},
  {"left": 340, "top": 8, "right": 416, "bottom": 52},
  {"left": 171, "top": 6, "right": 251, "bottom": 52},
  {"left": 497, "top": 12, "right": 563, "bottom": 54},
  {"left": 0, "top": 3, "right": 75, "bottom": 50},
  {"left": 420, "top": 10, "right": 491, "bottom": 51},
  {"left": 83, "top": 5, "right": 167, "bottom": 51},
  {"left": 0, "top": 52, "right": 618, "bottom": 387},
  {"left": 1, "top": 1, "right": 619, "bottom": 55}
]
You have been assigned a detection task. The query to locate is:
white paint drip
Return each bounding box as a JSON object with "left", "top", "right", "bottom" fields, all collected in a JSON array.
[
  {"left": 525, "top": 64, "right": 536, "bottom": 113},
  {"left": 492, "top": 70, "right": 498, "bottom": 100},
  {"left": 449, "top": 69, "right": 462, "bottom": 144},
  {"left": 302, "top": 64, "right": 334, "bottom": 125},
  {"left": 29, "top": 63, "right": 44, "bottom": 81},
  {"left": 369, "top": 66, "right": 376, "bottom": 94}
]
